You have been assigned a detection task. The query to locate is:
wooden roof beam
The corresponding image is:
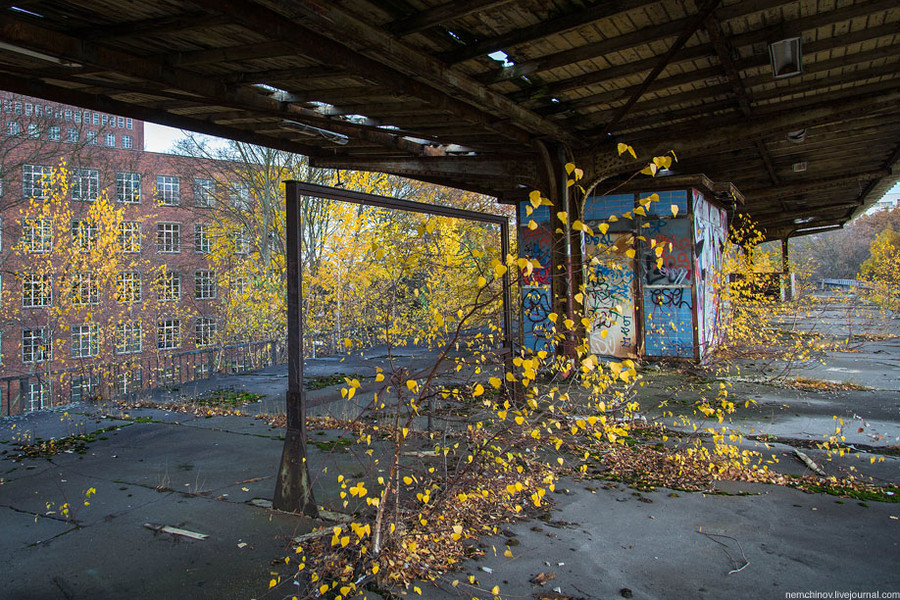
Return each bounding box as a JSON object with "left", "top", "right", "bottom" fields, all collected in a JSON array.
[
  {"left": 595, "top": 0, "right": 721, "bottom": 138},
  {"left": 477, "top": 0, "right": 894, "bottom": 86},
  {"left": 191, "top": 0, "right": 576, "bottom": 145},
  {"left": 440, "top": 0, "right": 663, "bottom": 65},
  {"left": 522, "top": 20, "right": 899, "bottom": 107},
  {"left": 309, "top": 156, "right": 539, "bottom": 186},
  {"left": 0, "top": 15, "right": 443, "bottom": 157},
  {"left": 73, "top": 13, "right": 229, "bottom": 41},
  {"left": 167, "top": 41, "right": 298, "bottom": 67},
  {"left": 387, "top": 0, "right": 514, "bottom": 37}
]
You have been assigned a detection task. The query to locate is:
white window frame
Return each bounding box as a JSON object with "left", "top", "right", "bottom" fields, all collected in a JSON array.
[
  {"left": 23, "top": 164, "right": 51, "bottom": 199},
  {"left": 116, "top": 271, "right": 142, "bottom": 304},
  {"left": 193, "top": 223, "right": 210, "bottom": 253},
  {"left": 71, "top": 220, "right": 98, "bottom": 252},
  {"left": 194, "top": 270, "right": 217, "bottom": 300},
  {"left": 22, "top": 218, "right": 53, "bottom": 253},
  {"left": 22, "top": 273, "right": 52, "bottom": 308},
  {"left": 156, "top": 222, "right": 181, "bottom": 253},
  {"left": 71, "top": 272, "right": 99, "bottom": 306},
  {"left": 23, "top": 328, "right": 51, "bottom": 363},
  {"left": 116, "top": 172, "right": 141, "bottom": 203},
  {"left": 157, "top": 318, "right": 181, "bottom": 350},
  {"left": 71, "top": 323, "right": 99, "bottom": 359},
  {"left": 195, "top": 317, "right": 217, "bottom": 347},
  {"left": 157, "top": 271, "right": 181, "bottom": 302},
  {"left": 118, "top": 221, "right": 141, "bottom": 252},
  {"left": 156, "top": 175, "right": 180, "bottom": 206},
  {"left": 116, "top": 321, "right": 143, "bottom": 355},
  {"left": 193, "top": 178, "right": 215, "bottom": 207}
]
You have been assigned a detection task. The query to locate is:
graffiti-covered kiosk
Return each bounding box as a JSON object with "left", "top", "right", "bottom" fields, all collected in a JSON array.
[{"left": 519, "top": 175, "right": 742, "bottom": 362}]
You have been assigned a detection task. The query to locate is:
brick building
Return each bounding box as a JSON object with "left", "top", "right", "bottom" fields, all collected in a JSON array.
[{"left": 0, "top": 92, "right": 272, "bottom": 414}]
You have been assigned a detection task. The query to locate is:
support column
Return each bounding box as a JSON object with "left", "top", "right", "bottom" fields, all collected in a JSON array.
[
  {"left": 273, "top": 180, "right": 318, "bottom": 516},
  {"left": 781, "top": 237, "right": 792, "bottom": 301}
]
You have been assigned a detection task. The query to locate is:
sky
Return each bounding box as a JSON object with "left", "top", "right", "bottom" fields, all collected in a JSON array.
[{"left": 144, "top": 122, "right": 230, "bottom": 154}]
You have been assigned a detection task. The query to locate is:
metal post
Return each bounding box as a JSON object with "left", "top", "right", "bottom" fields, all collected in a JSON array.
[{"left": 273, "top": 181, "right": 318, "bottom": 516}]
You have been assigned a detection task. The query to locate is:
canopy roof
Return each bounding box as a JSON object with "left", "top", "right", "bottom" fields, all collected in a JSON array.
[{"left": 0, "top": 0, "right": 897, "bottom": 236}]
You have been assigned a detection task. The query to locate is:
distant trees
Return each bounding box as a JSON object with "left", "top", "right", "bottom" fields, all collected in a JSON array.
[{"left": 790, "top": 207, "right": 900, "bottom": 282}]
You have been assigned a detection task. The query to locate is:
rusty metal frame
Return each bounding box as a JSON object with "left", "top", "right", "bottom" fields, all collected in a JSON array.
[{"left": 274, "top": 180, "right": 513, "bottom": 512}]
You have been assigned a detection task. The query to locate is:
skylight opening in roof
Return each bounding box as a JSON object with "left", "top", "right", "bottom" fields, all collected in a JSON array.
[
  {"left": 253, "top": 83, "right": 289, "bottom": 95},
  {"left": 447, "top": 30, "right": 462, "bottom": 41},
  {"left": 551, "top": 98, "right": 561, "bottom": 103},
  {"left": 9, "top": 6, "right": 44, "bottom": 17},
  {"left": 487, "top": 50, "right": 515, "bottom": 67}
]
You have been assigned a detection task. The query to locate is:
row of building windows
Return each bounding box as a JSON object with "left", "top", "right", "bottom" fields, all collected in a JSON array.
[
  {"left": 3, "top": 101, "right": 133, "bottom": 130},
  {"left": 19, "top": 164, "right": 247, "bottom": 207},
  {"left": 7, "top": 123, "right": 132, "bottom": 148},
  {"left": 15, "top": 318, "right": 218, "bottom": 363},
  {"left": 19, "top": 219, "right": 250, "bottom": 255},
  {"left": 18, "top": 270, "right": 226, "bottom": 307}
]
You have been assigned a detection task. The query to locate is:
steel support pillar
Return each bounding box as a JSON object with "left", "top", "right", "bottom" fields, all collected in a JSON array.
[{"left": 273, "top": 180, "right": 318, "bottom": 516}]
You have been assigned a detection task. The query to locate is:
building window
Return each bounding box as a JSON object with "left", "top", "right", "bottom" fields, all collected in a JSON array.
[
  {"left": 71, "top": 220, "right": 98, "bottom": 252},
  {"left": 25, "top": 381, "right": 50, "bottom": 412},
  {"left": 234, "top": 276, "right": 248, "bottom": 295},
  {"left": 23, "top": 164, "right": 52, "bottom": 198},
  {"left": 116, "top": 321, "right": 142, "bottom": 355},
  {"left": 157, "top": 318, "right": 181, "bottom": 350},
  {"left": 121, "top": 135, "right": 133, "bottom": 149},
  {"left": 71, "top": 323, "right": 99, "bottom": 358},
  {"left": 64, "top": 109, "right": 72, "bottom": 121},
  {"left": 25, "top": 103, "right": 33, "bottom": 116},
  {"left": 116, "top": 172, "right": 141, "bottom": 203},
  {"left": 156, "top": 175, "right": 180, "bottom": 206},
  {"left": 22, "top": 218, "right": 53, "bottom": 252},
  {"left": 102, "top": 114, "right": 108, "bottom": 126},
  {"left": 48, "top": 126, "right": 61, "bottom": 141},
  {"left": 229, "top": 184, "right": 251, "bottom": 210},
  {"left": 157, "top": 271, "right": 181, "bottom": 302},
  {"left": 105, "top": 133, "right": 116, "bottom": 147},
  {"left": 23, "top": 328, "right": 51, "bottom": 363},
  {"left": 235, "top": 227, "right": 251, "bottom": 254},
  {"left": 71, "top": 272, "right": 99, "bottom": 306},
  {"left": 86, "top": 131, "right": 97, "bottom": 145},
  {"left": 115, "top": 367, "right": 143, "bottom": 395},
  {"left": 193, "top": 223, "right": 210, "bottom": 253},
  {"left": 7, "top": 121, "right": 19, "bottom": 136},
  {"left": 72, "top": 168, "right": 100, "bottom": 202},
  {"left": 71, "top": 375, "right": 99, "bottom": 402},
  {"left": 195, "top": 317, "right": 217, "bottom": 347},
  {"left": 126, "top": 118, "right": 133, "bottom": 130},
  {"left": 116, "top": 271, "right": 142, "bottom": 303},
  {"left": 92, "top": 113, "right": 99, "bottom": 126},
  {"left": 117, "top": 116, "right": 125, "bottom": 128},
  {"left": 14, "top": 102, "right": 22, "bottom": 114},
  {"left": 194, "top": 270, "right": 217, "bottom": 300},
  {"left": 156, "top": 222, "right": 180, "bottom": 253},
  {"left": 118, "top": 221, "right": 141, "bottom": 252},
  {"left": 73, "top": 110, "right": 80, "bottom": 124},
  {"left": 23, "top": 273, "right": 52, "bottom": 308},
  {"left": 27, "top": 123, "right": 40, "bottom": 139},
  {"left": 193, "top": 178, "right": 215, "bottom": 207}
]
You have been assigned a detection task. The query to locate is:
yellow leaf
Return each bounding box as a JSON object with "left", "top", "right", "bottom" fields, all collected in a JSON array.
[
  {"left": 625, "top": 249, "right": 636, "bottom": 259},
  {"left": 375, "top": 373, "right": 385, "bottom": 382},
  {"left": 641, "top": 164, "right": 658, "bottom": 176},
  {"left": 556, "top": 211, "right": 567, "bottom": 223},
  {"left": 494, "top": 263, "right": 508, "bottom": 277},
  {"left": 406, "top": 380, "right": 417, "bottom": 391},
  {"left": 572, "top": 220, "right": 584, "bottom": 231},
  {"left": 403, "top": 476, "right": 413, "bottom": 485},
  {"left": 565, "top": 162, "right": 576, "bottom": 174},
  {"left": 414, "top": 587, "right": 422, "bottom": 595},
  {"left": 671, "top": 204, "right": 679, "bottom": 218},
  {"left": 492, "top": 586, "right": 500, "bottom": 595},
  {"left": 269, "top": 579, "right": 277, "bottom": 589},
  {"left": 527, "top": 219, "right": 538, "bottom": 231},
  {"left": 529, "top": 190, "right": 542, "bottom": 208},
  {"left": 634, "top": 206, "right": 646, "bottom": 216},
  {"left": 477, "top": 276, "right": 487, "bottom": 288},
  {"left": 473, "top": 384, "right": 484, "bottom": 397}
]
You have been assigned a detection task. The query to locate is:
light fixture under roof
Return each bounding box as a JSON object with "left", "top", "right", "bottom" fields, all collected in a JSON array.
[
  {"left": 792, "top": 161, "right": 808, "bottom": 173},
  {"left": 786, "top": 129, "right": 806, "bottom": 143},
  {"left": 281, "top": 120, "right": 349, "bottom": 145},
  {"left": 793, "top": 216, "right": 814, "bottom": 225},
  {"left": 769, "top": 38, "right": 802, "bottom": 79}
]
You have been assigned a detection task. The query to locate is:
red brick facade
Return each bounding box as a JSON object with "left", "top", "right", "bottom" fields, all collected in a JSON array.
[{"left": 0, "top": 92, "right": 265, "bottom": 412}]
